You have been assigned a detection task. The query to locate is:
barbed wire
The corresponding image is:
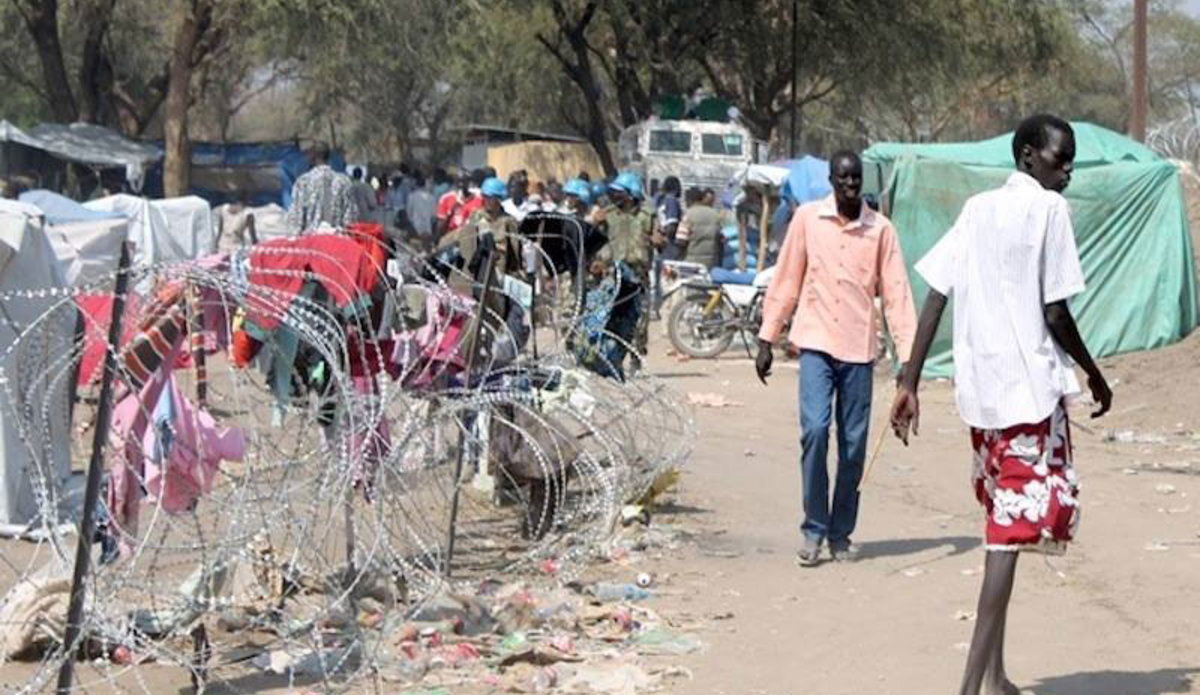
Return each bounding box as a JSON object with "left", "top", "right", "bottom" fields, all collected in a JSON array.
[{"left": 0, "top": 225, "right": 695, "bottom": 693}]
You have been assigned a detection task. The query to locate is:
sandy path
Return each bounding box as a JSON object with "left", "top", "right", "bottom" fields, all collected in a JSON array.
[{"left": 641, "top": 337, "right": 1200, "bottom": 695}]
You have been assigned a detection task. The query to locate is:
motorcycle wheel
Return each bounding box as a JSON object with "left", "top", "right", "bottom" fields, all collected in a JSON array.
[{"left": 668, "top": 296, "right": 735, "bottom": 359}]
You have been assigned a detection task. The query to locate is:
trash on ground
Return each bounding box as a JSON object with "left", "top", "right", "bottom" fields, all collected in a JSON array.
[{"left": 686, "top": 392, "right": 743, "bottom": 408}]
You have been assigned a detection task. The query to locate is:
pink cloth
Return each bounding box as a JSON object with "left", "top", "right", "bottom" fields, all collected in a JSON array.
[
  {"left": 143, "top": 377, "right": 245, "bottom": 515},
  {"left": 348, "top": 375, "right": 389, "bottom": 494},
  {"left": 105, "top": 342, "right": 182, "bottom": 554},
  {"left": 759, "top": 195, "right": 917, "bottom": 363},
  {"left": 393, "top": 290, "right": 470, "bottom": 388}
]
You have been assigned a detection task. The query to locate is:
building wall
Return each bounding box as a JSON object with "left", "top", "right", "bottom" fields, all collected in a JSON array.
[{"left": 487, "top": 141, "right": 607, "bottom": 184}]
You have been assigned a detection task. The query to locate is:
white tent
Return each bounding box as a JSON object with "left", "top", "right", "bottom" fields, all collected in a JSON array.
[
  {"left": 11, "top": 192, "right": 128, "bottom": 288},
  {"left": 44, "top": 218, "right": 129, "bottom": 287},
  {"left": 0, "top": 209, "right": 73, "bottom": 530},
  {"left": 84, "top": 194, "right": 215, "bottom": 266}
]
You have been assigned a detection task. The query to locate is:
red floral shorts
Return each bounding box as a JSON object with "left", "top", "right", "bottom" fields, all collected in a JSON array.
[{"left": 970, "top": 402, "right": 1079, "bottom": 554}]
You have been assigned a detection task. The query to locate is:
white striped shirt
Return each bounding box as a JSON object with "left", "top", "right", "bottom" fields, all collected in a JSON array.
[{"left": 916, "top": 172, "right": 1086, "bottom": 430}]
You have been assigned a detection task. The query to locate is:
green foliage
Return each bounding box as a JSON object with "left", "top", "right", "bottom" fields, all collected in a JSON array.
[{"left": 1, "top": 0, "right": 1197, "bottom": 167}]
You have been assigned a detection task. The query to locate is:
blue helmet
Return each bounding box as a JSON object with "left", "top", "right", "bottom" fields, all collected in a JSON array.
[
  {"left": 591, "top": 182, "right": 609, "bottom": 202},
  {"left": 563, "top": 178, "right": 592, "bottom": 206},
  {"left": 610, "top": 171, "right": 644, "bottom": 200},
  {"left": 480, "top": 176, "right": 507, "bottom": 199}
]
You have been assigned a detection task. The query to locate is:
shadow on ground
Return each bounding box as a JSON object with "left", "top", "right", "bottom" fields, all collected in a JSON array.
[
  {"left": 858, "top": 535, "right": 980, "bottom": 561},
  {"left": 653, "top": 501, "right": 713, "bottom": 516},
  {"left": 645, "top": 371, "right": 714, "bottom": 380},
  {"left": 1027, "top": 667, "right": 1199, "bottom": 695}
]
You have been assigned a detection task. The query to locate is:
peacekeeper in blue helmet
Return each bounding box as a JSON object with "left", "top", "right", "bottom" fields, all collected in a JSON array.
[
  {"left": 561, "top": 178, "right": 593, "bottom": 219},
  {"left": 439, "top": 178, "right": 526, "bottom": 346},
  {"left": 585, "top": 171, "right": 665, "bottom": 374}
]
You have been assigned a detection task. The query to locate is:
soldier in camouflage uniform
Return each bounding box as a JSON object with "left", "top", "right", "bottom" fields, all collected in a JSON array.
[
  {"left": 438, "top": 177, "right": 523, "bottom": 363},
  {"left": 582, "top": 172, "right": 663, "bottom": 377}
]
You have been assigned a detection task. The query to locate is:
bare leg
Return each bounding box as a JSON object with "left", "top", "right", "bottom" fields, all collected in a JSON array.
[
  {"left": 958, "top": 551, "right": 1019, "bottom": 695},
  {"left": 983, "top": 595, "right": 1020, "bottom": 695}
]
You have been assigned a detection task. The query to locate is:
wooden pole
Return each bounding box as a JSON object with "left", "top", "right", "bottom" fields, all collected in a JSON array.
[
  {"left": 1131, "top": 0, "right": 1149, "bottom": 142},
  {"left": 737, "top": 212, "right": 748, "bottom": 272},
  {"left": 443, "top": 243, "right": 497, "bottom": 578},
  {"left": 756, "top": 188, "right": 771, "bottom": 272},
  {"left": 56, "top": 242, "right": 133, "bottom": 695}
]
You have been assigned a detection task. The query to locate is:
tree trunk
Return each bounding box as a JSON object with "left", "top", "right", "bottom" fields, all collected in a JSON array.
[
  {"left": 15, "top": 0, "right": 78, "bottom": 122},
  {"left": 77, "top": 0, "right": 119, "bottom": 123},
  {"left": 537, "top": 1, "right": 618, "bottom": 176},
  {"left": 164, "top": 1, "right": 204, "bottom": 197}
]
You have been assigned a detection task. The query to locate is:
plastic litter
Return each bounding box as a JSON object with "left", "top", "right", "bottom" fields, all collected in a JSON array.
[{"left": 590, "top": 583, "right": 652, "bottom": 602}]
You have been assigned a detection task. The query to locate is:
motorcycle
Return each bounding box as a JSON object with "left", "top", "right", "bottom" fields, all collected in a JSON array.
[{"left": 661, "top": 261, "right": 775, "bottom": 359}]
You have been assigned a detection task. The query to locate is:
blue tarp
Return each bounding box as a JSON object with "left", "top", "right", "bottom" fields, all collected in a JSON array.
[
  {"left": 774, "top": 156, "right": 831, "bottom": 205},
  {"left": 142, "top": 141, "right": 345, "bottom": 208},
  {"left": 190, "top": 141, "right": 301, "bottom": 168},
  {"left": 19, "top": 189, "right": 126, "bottom": 226}
]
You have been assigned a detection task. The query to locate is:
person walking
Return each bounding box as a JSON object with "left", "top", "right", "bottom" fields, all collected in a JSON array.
[
  {"left": 755, "top": 150, "right": 918, "bottom": 566},
  {"left": 676, "top": 188, "right": 732, "bottom": 270},
  {"left": 581, "top": 172, "right": 660, "bottom": 378},
  {"left": 285, "top": 142, "right": 359, "bottom": 234},
  {"left": 349, "top": 166, "right": 378, "bottom": 223},
  {"left": 890, "top": 115, "right": 1112, "bottom": 695},
  {"left": 654, "top": 176, "right": 683, "bottom": 260},
  {"left": 407, "top": 173, "right": 436, "bottom": 248}
]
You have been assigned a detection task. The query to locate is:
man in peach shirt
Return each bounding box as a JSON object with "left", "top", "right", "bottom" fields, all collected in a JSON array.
[{"left": 755, "top": 150, "right": 917, "bottom": 566}]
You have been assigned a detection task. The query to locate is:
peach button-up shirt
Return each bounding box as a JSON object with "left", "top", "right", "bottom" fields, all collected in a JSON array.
[{"left": 758, "top": 196, "right": 917, "bottom": 364}]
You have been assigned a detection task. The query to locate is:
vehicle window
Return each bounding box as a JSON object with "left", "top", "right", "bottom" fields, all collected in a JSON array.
[
  {"left": 649, "top": 130, "right": 692, "bottom": 153},
  {"left": 702, "top": 133, "right": 744, "bottom": 156}
]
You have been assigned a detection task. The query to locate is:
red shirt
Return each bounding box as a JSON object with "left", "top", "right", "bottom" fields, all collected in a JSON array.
[{"left": 437, "top": 191, "right": 482, "bottom": 234}]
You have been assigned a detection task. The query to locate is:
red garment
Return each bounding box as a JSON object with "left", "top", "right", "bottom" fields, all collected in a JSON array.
[
  {"left": 347, "top": 334, "right": 399, "bottom": 379},
  {"left": 971, "top": 401, "right": 1078, "bottom": 554},
  {"left": 452, "top": 197, "right": 483, "bottom": 232},
  {"left": 246, "top": 234, "right": 380, "bottom": 331},
  {"left": 231, "top": 330, "right": 262, "bottom": 367},
  {"left": 436, "top": 191, "right": 462, "bottom": 223},
  {"left": 345, "top": 222, "right": 388, "bottom": 273},
  {"left": 76, "top": 293, "right": 144, "bottom": 386},
  {"left": 436, "top": 191, "right": 481, "bottom": 234}
]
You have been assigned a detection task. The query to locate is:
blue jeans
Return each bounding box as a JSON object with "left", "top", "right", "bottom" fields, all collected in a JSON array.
[{"left": 799, "top": 350, "right": 874, "bottom": 549}]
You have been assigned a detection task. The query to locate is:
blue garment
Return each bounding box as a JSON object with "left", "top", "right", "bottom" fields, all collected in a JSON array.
[
  {"left": 387, "top": 181, "right": 411, "bottom": 211},
  {"left": 798, "top": 350, "right": 873, "bottom": 548},
  {"left": 575, "top": 262, "right": 643, "bottom": 380}
]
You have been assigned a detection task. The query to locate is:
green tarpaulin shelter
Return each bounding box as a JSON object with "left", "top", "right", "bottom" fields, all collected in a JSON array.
[{"left": 863, "top": 122, "right": 1198, "bottom": 378}]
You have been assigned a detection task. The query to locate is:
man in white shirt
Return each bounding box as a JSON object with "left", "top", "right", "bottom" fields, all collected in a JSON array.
[
  {"left": 890, "top": 114, "right": 1112, "bottom": 695},
  {"left": 501, "top": 170, "right": 539, "bottom": 222},
  {"left": 407, "top": 173, "right": 436, "bottom": 246}
]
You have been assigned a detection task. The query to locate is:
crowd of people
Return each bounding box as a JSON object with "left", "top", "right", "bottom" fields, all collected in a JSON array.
[{"left": 286, "top": 143, "right": 676, "bottom": 380}]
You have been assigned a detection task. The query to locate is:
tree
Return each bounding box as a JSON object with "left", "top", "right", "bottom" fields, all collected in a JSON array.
[
  {"left": 8, "top": 0, "right": 82, "bottom": 123},
  {"left": 164, "top": 0, "right": 211, "bottom": 197},
  {"left": 1065, "top": 0, "right": 1200, "bottom": 129},
  {"left": 534, "top": 1, "right": 617, "bottom": 174}
]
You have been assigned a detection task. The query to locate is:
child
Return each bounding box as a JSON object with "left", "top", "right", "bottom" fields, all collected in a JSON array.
[{"left": 889, "top": 114, "right": 1113, "bottom": 695}]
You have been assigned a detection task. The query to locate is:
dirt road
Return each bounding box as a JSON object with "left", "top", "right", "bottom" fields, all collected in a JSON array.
[{"left": 641, "top": 332, "right": 1200, "bottom": 695}]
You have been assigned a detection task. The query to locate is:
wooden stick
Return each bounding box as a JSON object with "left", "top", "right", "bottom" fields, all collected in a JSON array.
[
  {"left": 756, "top": 188, "right": 771, "bottom": 272},
  {"left": 57, "top": 242, "right": 133, "bottom": 695},
  {"left": 858, "top": 424, "right": 890, "bottom": 492}
]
